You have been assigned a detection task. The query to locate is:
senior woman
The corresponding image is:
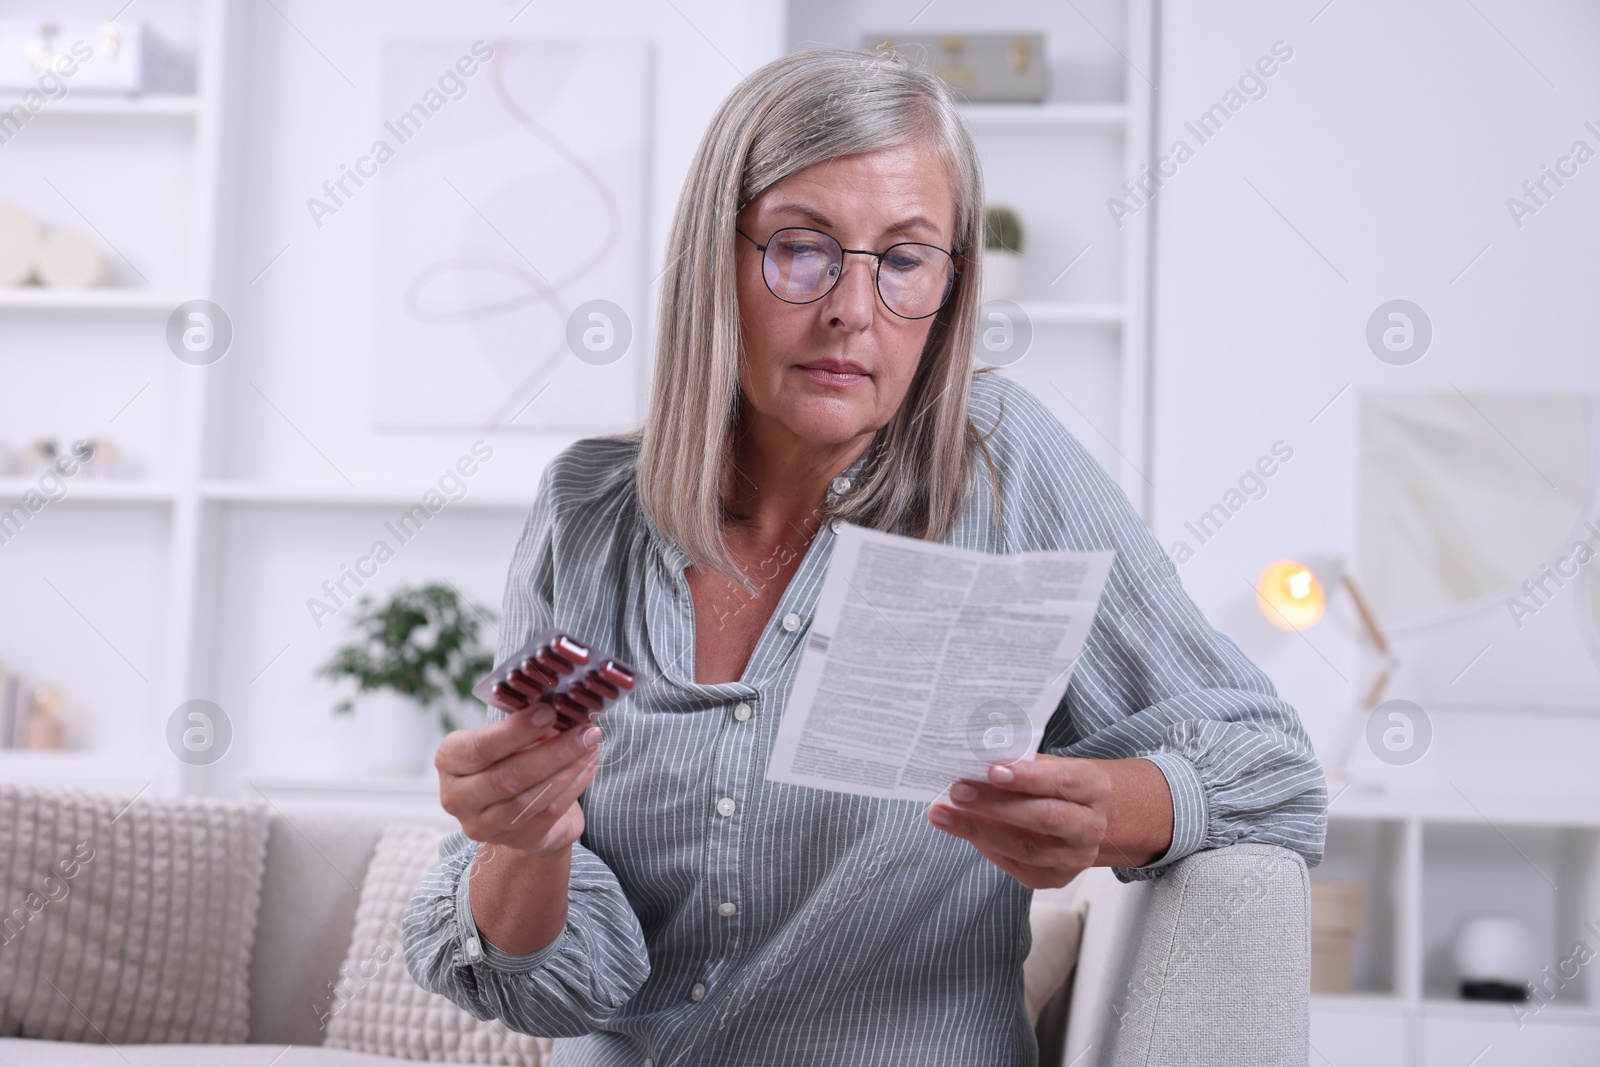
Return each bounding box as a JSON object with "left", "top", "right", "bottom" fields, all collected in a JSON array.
[{"left": 404, "top": 48, "right": 1325, "bottom": 1066}]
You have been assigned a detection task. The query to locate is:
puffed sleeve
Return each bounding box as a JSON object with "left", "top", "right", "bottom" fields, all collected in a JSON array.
[
  {"left": 401, "top": 830, "right": 650, "bottom": 1036},
  {"left": 400, "top": 456, "right": 651, "bottom": 1034},
  {"left": 995, "top": 379, "right": 1328, "bottom": 883}
]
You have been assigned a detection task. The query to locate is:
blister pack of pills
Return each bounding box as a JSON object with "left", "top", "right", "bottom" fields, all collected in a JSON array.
[{"left": 472, "top": 628, "right": 640, "bottom": 731}]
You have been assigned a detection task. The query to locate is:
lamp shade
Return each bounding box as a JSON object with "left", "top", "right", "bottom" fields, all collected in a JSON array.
[{"left": 1256, "top": 559, "right": 1327, "bottom": 631}]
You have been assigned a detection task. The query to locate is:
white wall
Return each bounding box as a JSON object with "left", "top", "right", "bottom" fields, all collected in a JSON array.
[{"left": 1148, "top": 0, "right": 1600, "bottom": 797}]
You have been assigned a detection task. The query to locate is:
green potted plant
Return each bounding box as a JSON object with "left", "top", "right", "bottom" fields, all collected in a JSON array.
[
  {"left": 317, "top": 582, "right": 496, "bottom": 776},
  {"left": 982, "top": 204, "right": 1026, "bottom": 302}
]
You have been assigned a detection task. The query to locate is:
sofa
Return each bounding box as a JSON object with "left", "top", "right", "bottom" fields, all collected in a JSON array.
[{"left": 1, "top": 804, "right": 1309, "bottom": 1066}]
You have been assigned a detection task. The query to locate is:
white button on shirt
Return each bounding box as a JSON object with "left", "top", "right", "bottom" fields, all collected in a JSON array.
[
  {"left": 830, "top": 475, "right": 852, "bottom": 495},
  {"left": 830, "top": 518, "right": 843, "bottom": 533},
  {"left": 780, "top": 612, "right": 800, "bottom": 632},
  {"left": 717, "top": 901, "right": 737, "bottom": 916},
  {"left": 690, "top": 982, "right": 706, "bottom": 1002},
  {"left": 733, "top": 702, "right": 752, "bottom": 721},
  {"left": 715, "top": 797, "right": 736, "bottom": 817}
]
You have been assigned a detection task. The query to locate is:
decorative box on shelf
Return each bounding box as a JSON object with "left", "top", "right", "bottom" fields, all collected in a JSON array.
[{"left": 0, "top": 19, "right": 192, "bottom": 94}]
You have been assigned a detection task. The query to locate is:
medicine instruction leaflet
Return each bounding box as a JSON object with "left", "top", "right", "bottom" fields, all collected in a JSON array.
[{"left": 766, "top": 523, "right": 1115, "bottom": 803}]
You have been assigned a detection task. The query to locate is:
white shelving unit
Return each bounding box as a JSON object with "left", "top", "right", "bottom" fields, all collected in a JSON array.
[
  {"left": 0, "top": 289, "right": 191, "bottom": 310},
  {"left": 47, "top": 95, "right": 202, "bottom": 118},
  {"left": 0, "top": 0, "right": 235, "bottom": 795},
  {"left": 942, "top": 9, "right": 1156, "bottom": 519},
  {"left": 1314, "top": 791, "right": 1600, "bottom": 1065},
  {"left": 199, "top": 481, "right": 537, "bottom": 510}
]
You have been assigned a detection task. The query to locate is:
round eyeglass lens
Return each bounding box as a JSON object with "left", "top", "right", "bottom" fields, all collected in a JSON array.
[
  {"left": 876, "top": 243, "right": 956, "bottom": 318},
  {"left": 762, "top": 229, "right": 842, "bottom": 303}
]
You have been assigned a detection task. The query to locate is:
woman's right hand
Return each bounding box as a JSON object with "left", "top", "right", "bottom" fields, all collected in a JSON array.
[{"left": 436, "top": 702, "right": 604, "bottom": 858}]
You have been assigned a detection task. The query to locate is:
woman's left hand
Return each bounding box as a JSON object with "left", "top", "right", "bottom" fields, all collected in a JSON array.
[{"left": 927, "top": 754, "right": 1113, "bottom": 890}]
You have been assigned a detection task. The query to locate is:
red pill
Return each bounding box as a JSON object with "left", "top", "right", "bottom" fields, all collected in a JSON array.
[
  {"left": 491, "top": 681, "right": 528, "bottom": 709},
  {"left": 503, "top": 670, "right": 544, "bottom": 699},
  {"left": 536, "top": 648, "right": 576, "bottom": 675},
  {"left": 553, "top": 693, "right": 589, "bottom": 718},
  {"left": 582, "top": 671, "right": 619, "bottom": 700},
  {"left": 564, "top": 685, "right": 604, "bottom": 711},
  {"left": 517, "top": 659, "right": 560, "bottom": 688},
  {"left": 597, "top": 660, "right": 636, "bottom": 690},
  {"left": 553, "top": 634, "right": 592, "bottom": 665}
]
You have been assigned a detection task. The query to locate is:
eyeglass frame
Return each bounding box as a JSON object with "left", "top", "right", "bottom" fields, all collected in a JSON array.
[{"left": 735, "top": 226, "right": 963, "bottom": 321}]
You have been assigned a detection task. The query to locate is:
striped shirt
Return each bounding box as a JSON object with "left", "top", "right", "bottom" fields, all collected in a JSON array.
[{"left": 402, "top": 371, "right": 1327, "bottom": 1067}]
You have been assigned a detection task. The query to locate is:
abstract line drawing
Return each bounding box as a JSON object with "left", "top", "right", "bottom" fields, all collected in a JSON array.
[{"left": 374, "top": 37, "right": 650, "bottom": 430}]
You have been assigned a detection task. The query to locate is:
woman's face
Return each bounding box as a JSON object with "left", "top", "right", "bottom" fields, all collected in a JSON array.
[{"left": 734, "top": 140, "right": 957, "bottom": 454}]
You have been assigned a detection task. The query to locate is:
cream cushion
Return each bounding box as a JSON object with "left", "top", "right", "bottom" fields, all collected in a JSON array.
[
  {"left": 323, "top": 823, "right": 554, "bottom": 1065},
  {"left": 0, "top": 782, "right": 269, "bottom": 1043},
  {"left": 1027, "top": 888, "right": 1088, "bottom": 1025}
]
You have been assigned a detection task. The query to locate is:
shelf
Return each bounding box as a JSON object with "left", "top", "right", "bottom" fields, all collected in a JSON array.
[
  {"left": 0, "top": 478, "right": 177, "bottom": 503},
  {"left": 1012, "top": 301, "right": 1125, "bottom": 326},
  {"left": 958, "top": 102, "right": 1127, "bottom": 131},
  {"left": 1328, "top": 784, "right": 1600, "bottom": 828},
  {"left": 249, "top": 774, "right": 439, "bottom": 798},
  {"left": 0, "top": 480, "right": 539, "bottom": 508},
  {"left": 0, "top": 480, "right": 533, "bottom": 508},
  {"left": 247, "top": 774, "right": 457, "bottom": 819},
  {"left": 201, "top": 481, "right": 535, "bottom": 510},
  {"left": 0, "top": 288, "right": 188, "bottom": 312},
  {"left": 1311, "top": 993, "right": 1407, "bottom": 1014},
  {"left": 39, "top": 95, "right": 200, "bottom": 118},
  {"left": 1422, "top": 998, "right": 1600, "bottom": 1023},
  {"left": 1312, "top": 994, "right": 1600, "bottom": 1023},
  {"left": 0, "top": 749, "right": 168, "bottom": 790}
]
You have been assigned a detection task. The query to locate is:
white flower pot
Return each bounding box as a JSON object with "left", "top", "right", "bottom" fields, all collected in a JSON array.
[
  {"left": 981, "top": 250, "right": 1026, "bottom": 303},
  {"left": 357, "top": 690, "right": 446, "bottom": 778}
]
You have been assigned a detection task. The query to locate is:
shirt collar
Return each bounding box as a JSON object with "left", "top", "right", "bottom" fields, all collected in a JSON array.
[{"left": 826, "top": 446, "right": 875, "bottom": 503}]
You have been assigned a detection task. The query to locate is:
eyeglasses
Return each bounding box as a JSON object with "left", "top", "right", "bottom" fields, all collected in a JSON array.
[{"left": 736, "top": 227, "right": 960, "bottom": 320}]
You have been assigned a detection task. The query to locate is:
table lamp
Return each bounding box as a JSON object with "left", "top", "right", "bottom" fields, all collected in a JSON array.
[{"left": 1255, "top": 556, "right": 1396, "bottom": 783}]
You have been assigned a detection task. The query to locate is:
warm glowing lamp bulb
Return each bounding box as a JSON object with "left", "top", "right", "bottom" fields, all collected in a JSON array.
[{"left": 1257, "top": 559, "right": 1327, "bottom": 631}]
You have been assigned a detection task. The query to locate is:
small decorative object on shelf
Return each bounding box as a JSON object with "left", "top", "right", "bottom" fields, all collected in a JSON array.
[
  {"left": 0, "top": 200, "right": 108, "bottom": 289},
  {"left": 1310, "top": 880, "right": 1365, "bottom": 993},
  {"left": 22, "top": 684, "right": 65, "bottom": 749},
  {"left": 1453, "top": 912, "right": 1535, "bottom": 1001},
  {"left": 75, "top": 437, "right": 122, "bottom": 477},
  {"left": 0, "top": 19, "right": 192, "bottom": 94},
  {"left": 36, "top": 229, "right": 105, "bottom": 288},
  {"left": 864, "top": 32, "right": 1047, "bottom": 102},
  {"left": 6, "top": 436, "right": 129, "bottom": 478},
  {"left": 982, "top": 204, "right": 1026, "bottom": 303},
  {"left": 318, "top": 582, "right": 496, "bottom": 776},
  {"left": 0, "top": 202, "right": 40, "bottom": 285}
]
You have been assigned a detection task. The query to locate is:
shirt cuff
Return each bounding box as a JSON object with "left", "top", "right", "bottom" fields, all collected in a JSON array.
[
  {"left": 454, "top": 845, "right": 568, "bottom": 974},
  {"left": 1117, "top": 752, "right": 1207, "bottom": 876}
]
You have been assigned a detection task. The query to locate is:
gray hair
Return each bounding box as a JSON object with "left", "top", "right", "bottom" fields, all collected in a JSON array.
[{"left": 623, "top": 47, "right": 1003, "bottom": 595}]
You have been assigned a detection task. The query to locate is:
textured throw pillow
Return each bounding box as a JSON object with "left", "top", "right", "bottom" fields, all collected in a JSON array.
[
  {"left": 0, "top": 781, "right": 270, "bottom": 1043},
  {"left": 1025, "top": 891, "right": 1088, "bottom": 1025},
  {"left": 323, "top": 823, "right": 554, "bottom": 1066}
]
